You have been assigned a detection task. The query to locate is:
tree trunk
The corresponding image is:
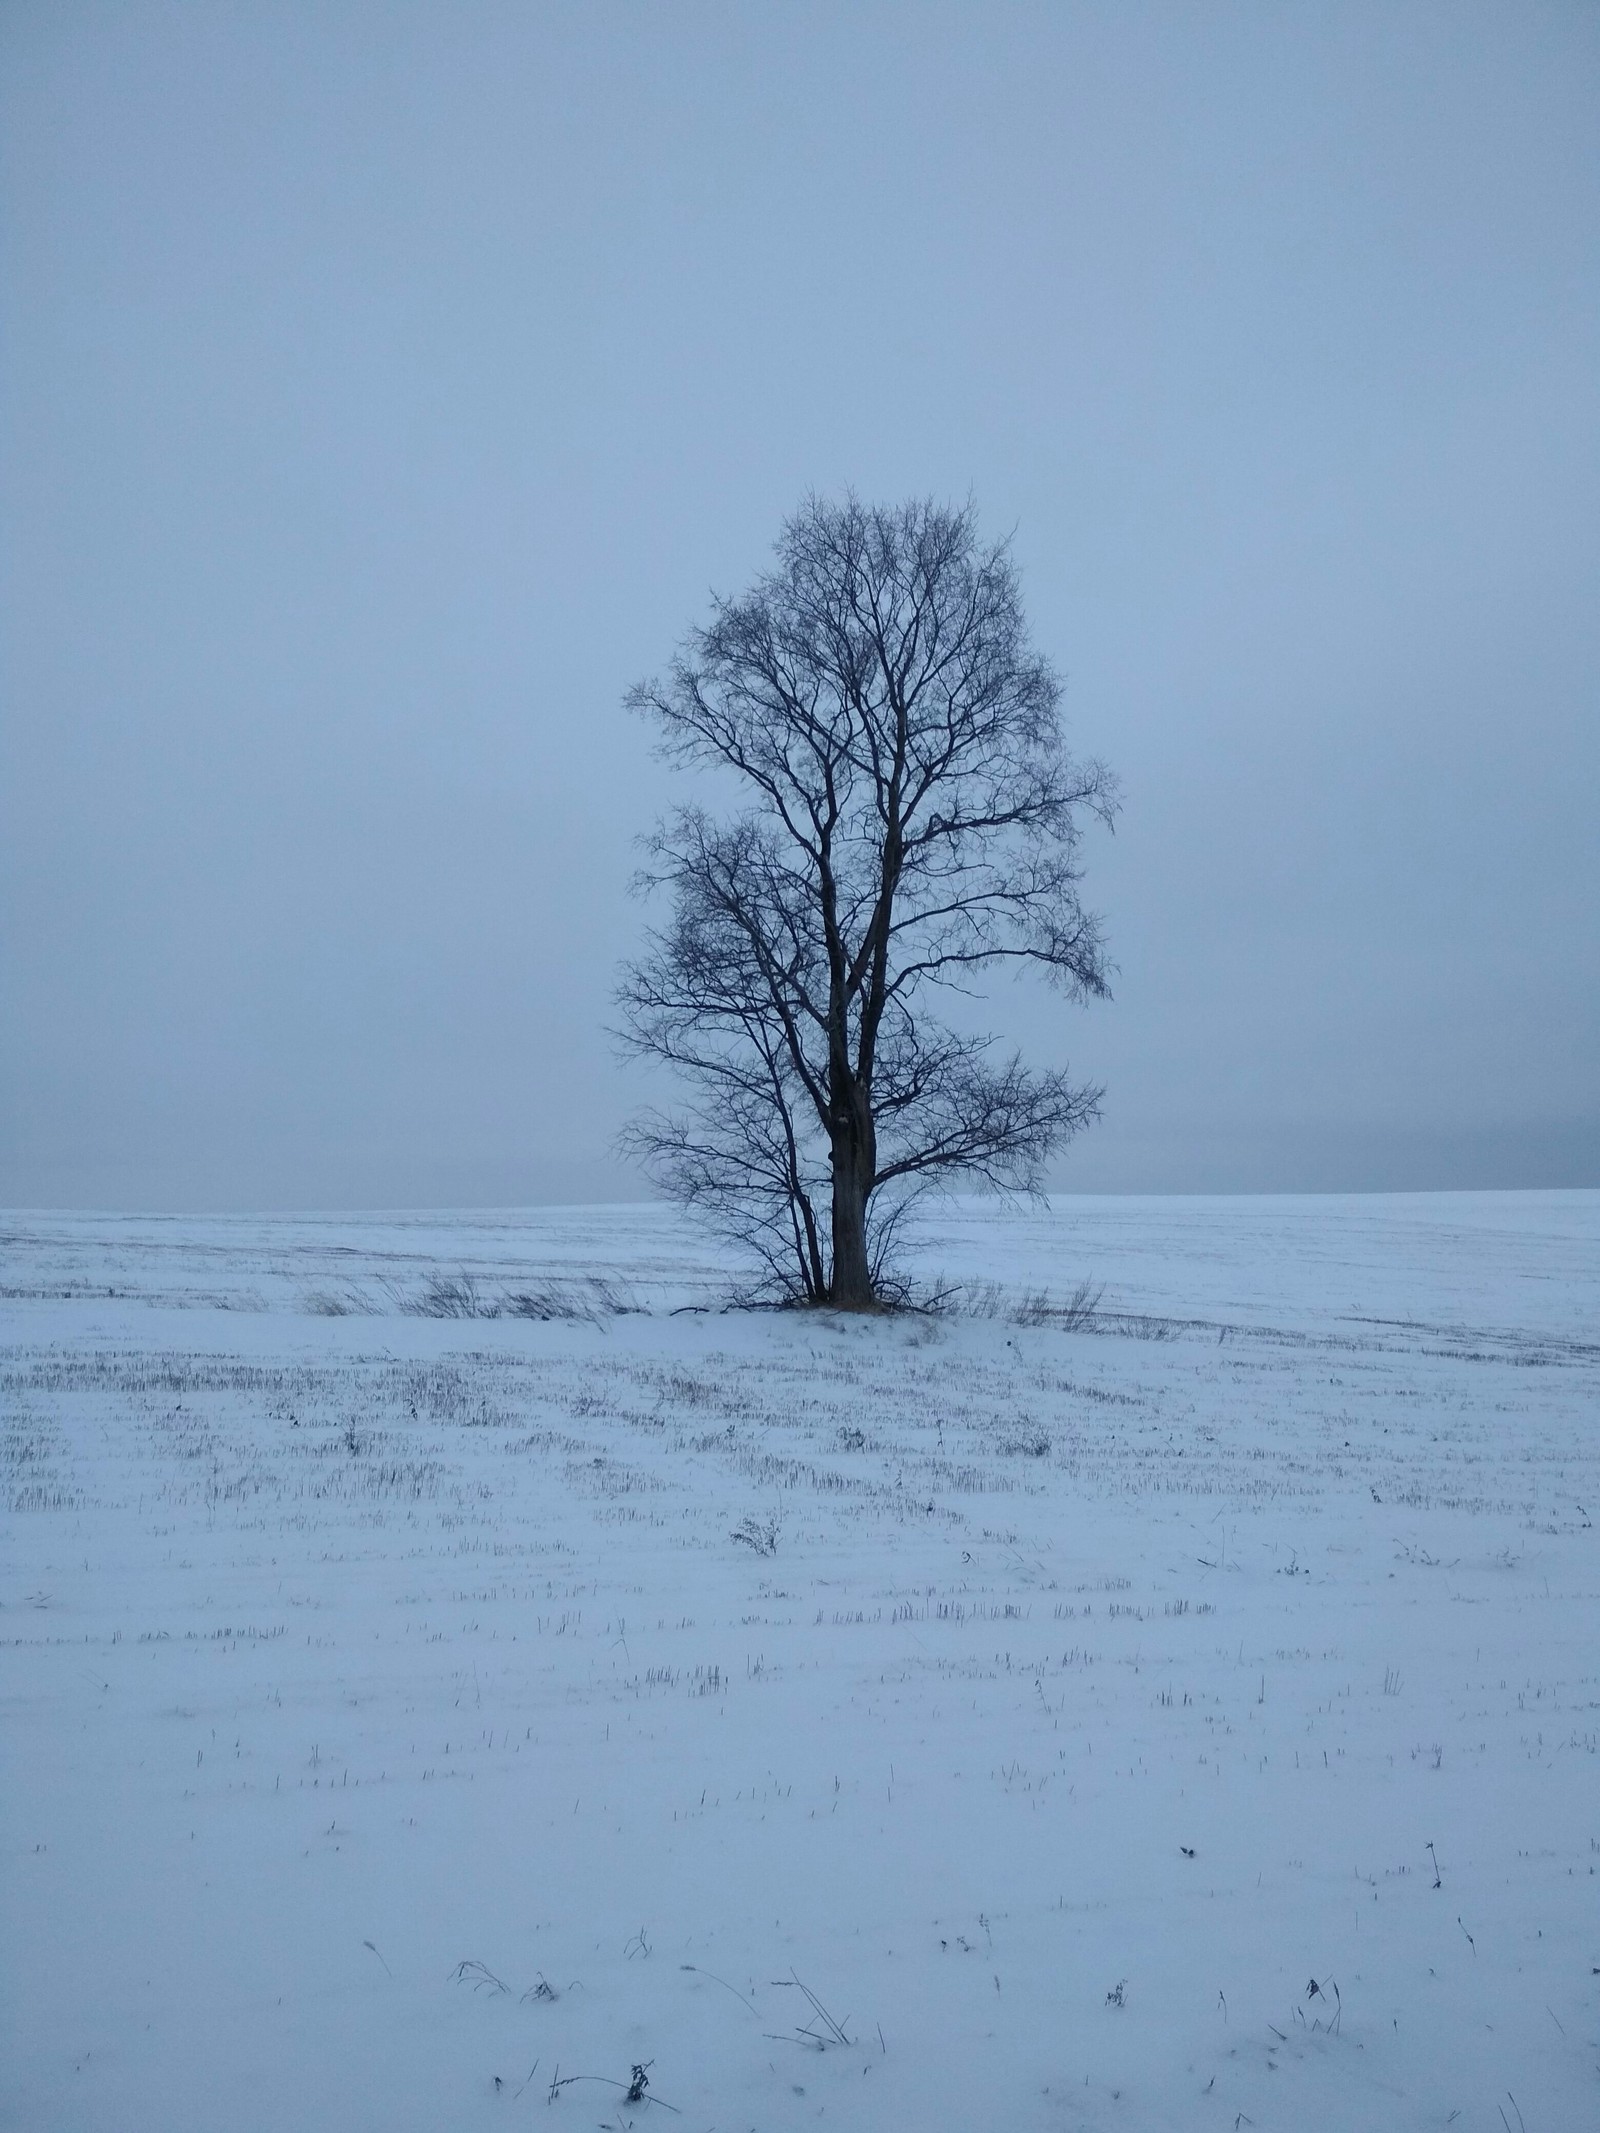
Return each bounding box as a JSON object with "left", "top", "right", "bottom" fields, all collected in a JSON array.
[{"left": 829, "top": 1146, "right": 875, "bottom": 1308}]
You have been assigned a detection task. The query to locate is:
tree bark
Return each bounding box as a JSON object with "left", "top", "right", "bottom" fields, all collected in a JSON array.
[
  {"left": 828, "top": 1077, "right": 877, "bottom": 1307},
  {"left": 828, "top": 1142, "right": 874, "bottom": 1307}
]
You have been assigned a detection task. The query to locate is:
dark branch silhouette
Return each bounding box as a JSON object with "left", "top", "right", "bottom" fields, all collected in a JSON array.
[{"left": 618, "top": 494, "right": 1116, "bottom": 1306}]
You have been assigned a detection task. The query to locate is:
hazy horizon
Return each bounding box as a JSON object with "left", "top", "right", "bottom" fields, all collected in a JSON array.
[{"left": 3, "top": 3, "right": 1596, "bottom": 1212}]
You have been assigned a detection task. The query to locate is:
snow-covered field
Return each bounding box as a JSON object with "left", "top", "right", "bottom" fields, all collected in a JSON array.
[{"left": 3, "top": 1193, "right": 1597, "bottom": 2132}]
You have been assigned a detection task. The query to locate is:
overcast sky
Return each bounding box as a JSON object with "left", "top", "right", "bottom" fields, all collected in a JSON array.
[{"left": 2, "top": 1, "right": 1596, "bottom": 1210}]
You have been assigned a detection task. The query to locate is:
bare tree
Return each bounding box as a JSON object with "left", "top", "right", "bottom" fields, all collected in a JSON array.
[{"left": 617, "top": 495, "right": 1116, "bottom": 1308}]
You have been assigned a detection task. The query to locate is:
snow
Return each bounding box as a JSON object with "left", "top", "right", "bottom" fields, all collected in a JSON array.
[{"left": 3, "top": 1192, "right": 1597, "bottom": 2131}]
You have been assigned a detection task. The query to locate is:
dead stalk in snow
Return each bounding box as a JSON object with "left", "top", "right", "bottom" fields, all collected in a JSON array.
[{"left": 765, "top": 1971, "right": 853, "bottom": 2049}]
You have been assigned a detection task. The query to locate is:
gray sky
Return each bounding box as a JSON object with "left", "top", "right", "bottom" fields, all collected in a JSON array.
[{"left": 3, "top": 1, "right": 1596, "bottom": 1209}]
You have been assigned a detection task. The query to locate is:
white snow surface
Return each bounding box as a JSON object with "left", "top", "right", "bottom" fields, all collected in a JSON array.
[{"left": 3, "top": 1192, "right": 1597, "bottom": 2131}]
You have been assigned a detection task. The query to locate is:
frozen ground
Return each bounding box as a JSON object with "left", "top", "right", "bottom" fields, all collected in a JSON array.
[{"left": 2, "top": 1192, "right": 1597, "bottom": 2132}]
